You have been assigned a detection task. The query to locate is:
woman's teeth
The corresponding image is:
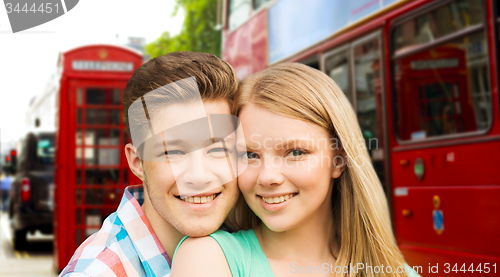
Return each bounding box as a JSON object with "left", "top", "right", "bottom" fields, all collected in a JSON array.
[
  {"left": 181, "top": 194, "right": 217, "bottom": 204},
  {"left": 262, "top": 193, "right": 296, "bottom": 204}
]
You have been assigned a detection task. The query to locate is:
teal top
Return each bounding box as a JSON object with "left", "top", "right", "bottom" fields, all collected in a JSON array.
[{"left": 174, "top": 229, "right": 421, "bottom": 277}]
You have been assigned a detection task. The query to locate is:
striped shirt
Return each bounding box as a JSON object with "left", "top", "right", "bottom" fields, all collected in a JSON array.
[{"left": 60, "top": 185, "right": 171, "bottom": 277}]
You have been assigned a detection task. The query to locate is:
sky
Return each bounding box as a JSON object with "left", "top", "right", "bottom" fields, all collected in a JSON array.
[{"left": 0, "top": 0, "right": 184, "bottom": 154}]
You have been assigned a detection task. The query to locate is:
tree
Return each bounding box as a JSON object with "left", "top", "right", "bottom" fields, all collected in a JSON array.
[{"left": 145, "top": 0, "right": 221, "bottom": 58}]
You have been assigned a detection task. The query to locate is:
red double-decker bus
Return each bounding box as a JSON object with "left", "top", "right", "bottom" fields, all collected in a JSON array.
[{"left": 222, "top": 0, "right": 500, "bottom": 274}]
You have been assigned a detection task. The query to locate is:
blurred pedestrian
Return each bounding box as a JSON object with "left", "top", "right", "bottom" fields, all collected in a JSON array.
[{"left": 1, "top": 173, "right": 13, "bottom": 211}]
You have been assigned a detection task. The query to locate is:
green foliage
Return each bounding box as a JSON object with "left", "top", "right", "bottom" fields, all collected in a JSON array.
[{"left": 145, "top": 0, "right": 221, "bottom": 58}]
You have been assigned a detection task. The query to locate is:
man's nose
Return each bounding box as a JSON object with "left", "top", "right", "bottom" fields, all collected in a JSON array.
[{"left": 181, "top": 149, "right": 216, "bottom": 189}]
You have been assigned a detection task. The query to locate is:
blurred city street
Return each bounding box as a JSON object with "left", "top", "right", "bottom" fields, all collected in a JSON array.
[
  {"left": 0, "top": 211, "right": 57, "bottom": 277},
  {"left": 0, "top": 0, "right": 499, "bottom": 276}
]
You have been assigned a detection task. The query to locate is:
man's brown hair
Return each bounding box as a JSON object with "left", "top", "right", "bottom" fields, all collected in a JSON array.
[{"left": 123, "top": 51, "right": 238, "bottom": 141}]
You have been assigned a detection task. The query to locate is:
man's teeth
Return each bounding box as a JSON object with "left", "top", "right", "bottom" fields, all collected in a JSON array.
[
  {"left": 181, "top": 194, "right": 217, "bottom": 204},
  {"left": 262, "top": 194, "right": 296, "bottom": 204}
]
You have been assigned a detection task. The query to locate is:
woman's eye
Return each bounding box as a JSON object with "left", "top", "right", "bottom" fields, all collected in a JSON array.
[
  {"left": 243, "top": 152, "right": 259, "bottom": 159},
  {"left": 287, "top": 149, "right": 305, "bottom": 157}
]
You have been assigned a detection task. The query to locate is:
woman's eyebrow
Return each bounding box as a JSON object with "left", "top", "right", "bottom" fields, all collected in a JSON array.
[
  {"left": 277, "top": 138, "right": 315, "bottom": 149},
  {"left": 236, "top": 138, "right": 316, "bottom": 151},
  {"left": 236, "top": 142, "right": 254, "bottom": 150}
]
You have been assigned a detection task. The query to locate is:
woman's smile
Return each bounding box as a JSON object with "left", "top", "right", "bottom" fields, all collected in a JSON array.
[
  {"left": 259, "top": 193, "right": 297, "bottom": 204},
  {"left": 258, "top": 193, "right": 298, "bottom": 212}
]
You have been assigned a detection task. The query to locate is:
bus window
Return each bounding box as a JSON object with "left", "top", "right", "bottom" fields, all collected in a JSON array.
[
  {"left": 229, "top": 0, "right": 251, "bottom": 31},
  {"left": 324, "top": 48, "right": 351, "bottom": 102},
  {"left": 353, "top": 36, "right": 385, "bottom": 184},
  {"left": 393, "top": 0, "right": 491, "bottom": 141},
  {"left": 253, "top": 0, "right": 271, "bottom": 11},
  {"left": 393, "top": 0, "right": 483, "bottom": 55},
  {"left": 298, "top": 55, "right": 320, "bottom": 70}
]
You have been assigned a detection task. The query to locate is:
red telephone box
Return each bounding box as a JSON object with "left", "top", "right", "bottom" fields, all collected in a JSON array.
[{"left": 53, "top": 45, "right": 142, "bottom": 271}]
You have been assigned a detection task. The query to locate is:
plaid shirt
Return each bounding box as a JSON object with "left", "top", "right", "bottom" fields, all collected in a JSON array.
[{"left": 60, "top": 185, "right": 171, "bottom": 277}]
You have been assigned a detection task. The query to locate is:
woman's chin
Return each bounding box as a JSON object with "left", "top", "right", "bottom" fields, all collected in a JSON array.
[{"left": 259, "top": 216, "right": 298, "bottom": 233}]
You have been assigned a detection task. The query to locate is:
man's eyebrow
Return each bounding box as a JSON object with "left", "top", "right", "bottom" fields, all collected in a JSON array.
[
  {"left": 151, "top": 139, "right": 184, "bottom": 149},
  {"left": 162, "top": 139, "right": 185, "bottom": 146},
  {"left": 152, "top": 137, "right": 234, "bottom": 149},
  {"left": 211, "top": 136, "right": 234, "bottom": 144}
]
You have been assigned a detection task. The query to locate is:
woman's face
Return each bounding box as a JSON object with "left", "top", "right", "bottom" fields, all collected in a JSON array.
[{"left": 237, "top": 103, "right": 345, "bottom": 232}]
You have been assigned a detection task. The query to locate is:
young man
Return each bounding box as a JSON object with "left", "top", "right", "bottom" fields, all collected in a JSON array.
[{"left": 60, "top": 52, "right": 241, "bottom": 277}]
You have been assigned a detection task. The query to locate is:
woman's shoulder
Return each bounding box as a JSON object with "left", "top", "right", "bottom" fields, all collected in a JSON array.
[
  {"left": 208, "top": 229, "right": 255, "bottom": 256},
  {"left": 212, "top": 229, "right": 255, "bottom": 241},
  {"left": 173, "top": 235, "right": 227, "bottom": 262},
  {"left": 172, "top": 229, "right": 267, "bottom": 277},
  {"left": 173, "top": 229, "right": 253, "bottom": 259},
  {"left": 210, "top": 229, "right": 272, "bottom": 277},
  {"left": 171, "top": 234, "right": 233, "bottom": 277}
]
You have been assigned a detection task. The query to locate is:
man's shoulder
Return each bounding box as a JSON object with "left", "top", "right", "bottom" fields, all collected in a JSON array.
[{"left": 60, "top": 212, "right": 145, "bottom": 276}]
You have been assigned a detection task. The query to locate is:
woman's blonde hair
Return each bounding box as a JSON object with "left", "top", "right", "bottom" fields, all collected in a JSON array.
[{"left": 228, "top": 62, "right": 409, "bottom": 277}]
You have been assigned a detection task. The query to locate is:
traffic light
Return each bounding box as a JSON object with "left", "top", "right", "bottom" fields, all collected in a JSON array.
[{"left": 10, "top": 149, "right": 17, "bottom": 173}]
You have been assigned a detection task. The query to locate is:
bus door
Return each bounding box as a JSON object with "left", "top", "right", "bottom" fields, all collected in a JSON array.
[
  {"left": 69, "top": 79, "right": 130, "bottom": 249},
  {"left": 390, "top": 0, "right": 499, "bottom": 266}
]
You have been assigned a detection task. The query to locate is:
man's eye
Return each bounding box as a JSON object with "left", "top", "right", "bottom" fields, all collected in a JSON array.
[
  {"left": 286, "top": 149, "right": 305, "bottom": 157},
  {"left": 208, "top": 147, "right": 227, "bottom": 154},
  {"left": 208, "top": 147, "right": 229, "bottom": 158},
  {"left": 164, "top": 150, "right": 185, "bottom": 156}
]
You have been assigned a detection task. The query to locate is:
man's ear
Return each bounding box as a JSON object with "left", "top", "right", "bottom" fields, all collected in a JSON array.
[
  {"left": 332, "top": 147, "right": 348, "bottom": 179},
  {"left": 125, "top": 143, "right": 144, "bottom": 181}
]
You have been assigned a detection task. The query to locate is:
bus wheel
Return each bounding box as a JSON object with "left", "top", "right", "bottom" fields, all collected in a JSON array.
[{"left": 12, "top": 229, "right": 27, "bottom": 250}]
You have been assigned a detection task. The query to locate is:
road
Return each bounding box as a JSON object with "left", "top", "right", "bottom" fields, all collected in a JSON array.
[{"left": 0, "top": 211, "right": 58, "bottom": 277}]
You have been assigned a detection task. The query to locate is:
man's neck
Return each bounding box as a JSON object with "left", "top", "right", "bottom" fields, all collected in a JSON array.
[{"left": 141, "top": 200, "right": 185, "bottom": 262}]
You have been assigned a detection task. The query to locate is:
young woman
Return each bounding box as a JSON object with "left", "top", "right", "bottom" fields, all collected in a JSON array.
[{"left": 171, "top": 63, "right": 419, "bottom": 277}]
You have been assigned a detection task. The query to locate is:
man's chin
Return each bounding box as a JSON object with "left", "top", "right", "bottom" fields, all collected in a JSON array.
[{"left": 180, "top": 224, "right": 221, "bottom": 237}]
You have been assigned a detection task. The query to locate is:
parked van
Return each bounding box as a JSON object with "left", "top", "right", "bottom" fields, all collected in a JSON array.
[{"left": 9, "top": 132, "right": 54, "bottom": 249}]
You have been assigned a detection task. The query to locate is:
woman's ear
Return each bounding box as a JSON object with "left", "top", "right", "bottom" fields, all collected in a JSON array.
[
  {"left": 332, "top": 147, "right": 348, "bottom": 179},
  {"left": 124, "top": 143, "right": 145, "bottom": 181}
]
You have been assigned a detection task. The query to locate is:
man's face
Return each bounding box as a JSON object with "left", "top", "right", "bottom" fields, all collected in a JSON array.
[{"left": 140, "top": 99, "right": 239, "bottom": 237}]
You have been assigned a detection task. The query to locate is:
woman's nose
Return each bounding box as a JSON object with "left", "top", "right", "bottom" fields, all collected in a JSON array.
[{"left": 256, "top": 156, "right": 285, "bottom": 187}]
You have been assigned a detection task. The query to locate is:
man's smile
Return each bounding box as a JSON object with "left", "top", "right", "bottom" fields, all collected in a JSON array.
[{"left": 177, "top": 192, "right": 222, "bottom": 204}]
